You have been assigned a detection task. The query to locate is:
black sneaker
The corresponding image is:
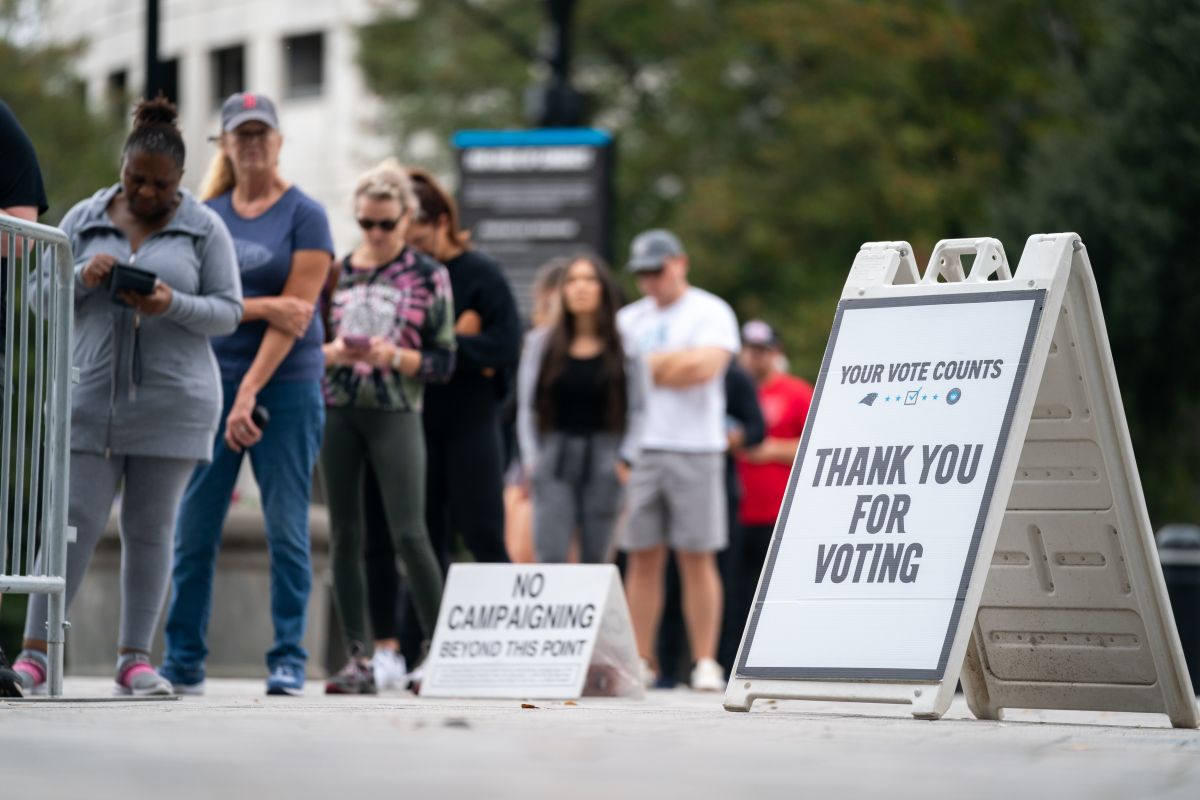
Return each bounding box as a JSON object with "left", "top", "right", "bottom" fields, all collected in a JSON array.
[
  {"left": 0, "top": 647, "right": 24, "bottom": 698},
  {"left": 325, "top": 656, "right": 376, "bottom": 695},
  {"left": 405, "top": 641, "right": 431, "bottom": 696}
]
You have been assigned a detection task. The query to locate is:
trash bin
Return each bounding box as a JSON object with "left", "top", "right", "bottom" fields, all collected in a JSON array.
[{"left": 1156, "top": 524, "right": 1200, "bottom": 694}]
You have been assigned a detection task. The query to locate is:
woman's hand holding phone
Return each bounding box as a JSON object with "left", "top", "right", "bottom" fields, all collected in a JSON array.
[
  {"left": 325, "top": 335, "right": 369, "bottom": 366},
  {"left": 81, "top": 253, "right": 118, "bottom": 289},
  {"left": 120, "top": 280, "right": 172, "bottom": 316}
]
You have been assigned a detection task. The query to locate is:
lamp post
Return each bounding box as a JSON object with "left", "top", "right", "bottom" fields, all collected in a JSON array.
[
  {"left": 534, "top": 0, "right": 586, "bottom": 126},
  {"left": 145, "top": 0, "right": 162, "bottom": 99}
]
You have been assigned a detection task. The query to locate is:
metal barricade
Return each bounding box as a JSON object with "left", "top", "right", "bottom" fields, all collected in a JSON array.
[{"left": 0, "top": 215, "right": 74, "bottom": 697}]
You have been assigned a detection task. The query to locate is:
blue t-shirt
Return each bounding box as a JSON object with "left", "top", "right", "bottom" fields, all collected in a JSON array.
[{"left": 207, "top": 186, "right": 334, "bottom": 383}]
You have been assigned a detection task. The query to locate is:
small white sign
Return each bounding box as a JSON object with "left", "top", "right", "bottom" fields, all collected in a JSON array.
[
  {"left": 740, "top": 292, "right": 1043, "bottom": 680},
  {"left": 421, "top": 564, "right": 642, "bottom": 699}
]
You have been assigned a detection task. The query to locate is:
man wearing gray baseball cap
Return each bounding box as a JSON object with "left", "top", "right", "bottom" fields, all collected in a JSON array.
[{"left": 617, "top": 228, "right": 740, "bottom": 692}]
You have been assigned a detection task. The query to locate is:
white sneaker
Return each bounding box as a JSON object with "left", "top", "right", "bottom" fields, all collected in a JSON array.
[
  {"left": 371, "top": 649, "right": 408, "bottom": 691},
  {"left": 690, "top": 658, "right": 725, "bottom": 692},
  {"left": 639, "top": 657, "right": 657, "bottom": 689}
]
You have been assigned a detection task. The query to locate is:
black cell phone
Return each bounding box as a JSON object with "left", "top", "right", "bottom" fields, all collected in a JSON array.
[
  {"left": 108, "top": 263, "right": 156, "bottom": 306},
  {"left": 251, "top": 406, "right": 270, "bottom": 430}
]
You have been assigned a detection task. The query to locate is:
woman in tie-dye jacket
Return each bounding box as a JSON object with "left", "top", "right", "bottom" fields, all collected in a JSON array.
[{"left": 319, "top": 159, "right": 455, "bottom": 694}]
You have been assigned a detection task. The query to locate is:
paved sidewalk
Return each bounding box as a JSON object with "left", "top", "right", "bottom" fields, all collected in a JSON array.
[{"left": 1, "top": 679, "right": 1198, "bottom": 799}]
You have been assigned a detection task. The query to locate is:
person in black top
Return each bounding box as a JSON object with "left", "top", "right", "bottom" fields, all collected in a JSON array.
[
  {"left": 1, "top": 100, "right": 50, "bottom": 369},
  {"left": 404, "top": 167, "right": 521, "bottom": 567},
  {"left": 517, "top": 255, "right": 644, "bottom": 563},
  {"left": 0, "top": 99, "right": 49, "bottom": 698}
]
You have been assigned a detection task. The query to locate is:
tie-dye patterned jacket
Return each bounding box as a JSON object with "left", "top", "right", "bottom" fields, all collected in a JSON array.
[{"left": 323, "top": 246, "right": 455, "bottom": 411}]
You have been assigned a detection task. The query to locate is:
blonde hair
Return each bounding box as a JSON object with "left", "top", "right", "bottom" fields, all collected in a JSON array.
[
  {"left": 354, "top": 157, "right": 417, "bottom": 215},
  {"left": 199, "top": 152, "right": 236, "bottom": 201}
]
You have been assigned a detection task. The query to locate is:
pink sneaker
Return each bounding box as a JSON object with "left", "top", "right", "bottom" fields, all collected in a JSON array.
[
  {"left": 11, "top": 656, "right": 48, "bottom": 696},
  {"left": 115, "top": 655, "right": 173, "bottom": 696}
]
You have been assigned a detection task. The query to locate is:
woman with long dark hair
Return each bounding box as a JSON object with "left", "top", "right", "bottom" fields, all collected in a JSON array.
[{"left": 517, "top": 255, "right": 644, "bottom": 563}]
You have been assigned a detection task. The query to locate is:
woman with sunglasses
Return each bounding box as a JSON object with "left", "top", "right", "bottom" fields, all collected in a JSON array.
[{"left": 320, "top": 160, "right": 455, "bottom": 694}]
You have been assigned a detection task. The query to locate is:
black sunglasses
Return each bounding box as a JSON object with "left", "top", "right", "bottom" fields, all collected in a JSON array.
[{"left": 357, "top": 217, "right": 402, "bottom": 232}]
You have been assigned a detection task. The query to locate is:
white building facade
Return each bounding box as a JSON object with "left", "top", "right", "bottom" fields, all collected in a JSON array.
[{"left": 44, "top": 0, "right": 394, "bottom": 250}]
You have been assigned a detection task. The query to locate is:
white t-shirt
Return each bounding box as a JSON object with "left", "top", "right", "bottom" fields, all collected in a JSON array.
[{"left": 617, "top": 286, "right": 740, "bottom": 452}]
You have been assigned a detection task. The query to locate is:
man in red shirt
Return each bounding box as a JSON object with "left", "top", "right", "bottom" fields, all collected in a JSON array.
[{"left": 724, "top": 320, "right": 813, "bottom": 665}]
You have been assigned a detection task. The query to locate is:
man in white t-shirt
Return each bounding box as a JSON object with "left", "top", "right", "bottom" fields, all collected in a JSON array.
[{"left": 616, "top": 229, "right": 740, "bottom": 692}]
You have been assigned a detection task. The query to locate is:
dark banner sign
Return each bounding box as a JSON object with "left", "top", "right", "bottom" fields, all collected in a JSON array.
[{"left": 454, "top": 129, "right": 614, "bottom": 318}]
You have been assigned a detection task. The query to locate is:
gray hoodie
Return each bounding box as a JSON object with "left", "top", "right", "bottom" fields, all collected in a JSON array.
[{"left": 60, "top": 185, "right": 243, "bottom": 461}]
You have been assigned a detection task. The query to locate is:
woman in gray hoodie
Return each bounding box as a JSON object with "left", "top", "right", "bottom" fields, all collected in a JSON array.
[{"left": 11, "top": 98, "right": 242, "bottom": 696}]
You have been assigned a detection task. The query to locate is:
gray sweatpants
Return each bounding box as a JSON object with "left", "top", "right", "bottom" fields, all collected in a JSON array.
[
  {"left": 24, "top": 451, "right": 196, "bottom": 653},
  {"left": 531, "top": 432, "right": 624, "bottom": 563}
]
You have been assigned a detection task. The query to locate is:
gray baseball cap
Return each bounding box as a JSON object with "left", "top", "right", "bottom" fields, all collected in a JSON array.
[
  {"left": 627, "top": 228, "right": 686, "bottom": 272},
  {"left": 220, "top": 92, "right": 279, "bottom": 132}
]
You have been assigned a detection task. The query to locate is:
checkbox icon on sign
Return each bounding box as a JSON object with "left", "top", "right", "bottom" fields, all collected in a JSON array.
[{"left": 904, "top": 387, "right": 922, "bottom": 405}]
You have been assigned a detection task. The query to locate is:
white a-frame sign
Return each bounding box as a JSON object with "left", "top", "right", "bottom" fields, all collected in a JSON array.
[{"left": 725, "top": 233, "right": 1197, "bottom": 727}]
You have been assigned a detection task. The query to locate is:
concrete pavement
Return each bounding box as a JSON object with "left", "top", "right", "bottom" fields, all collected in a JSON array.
[{"left": 2, "top": 679, "right": 1198, "bottom": 799}]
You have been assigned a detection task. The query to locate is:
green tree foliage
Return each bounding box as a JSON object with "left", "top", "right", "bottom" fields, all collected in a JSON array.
[
  {"left": 361, "top": 1, "right": 1196, "bottom": 522},
  {"left": 1, "top": 15, "right": 122, "bottom": 223},
  {"left": 992, "top": 0, "right": 1200, "bottom": 523},
  {"left": 361, "top": 0, "right": 1095, "bottom": 360}
]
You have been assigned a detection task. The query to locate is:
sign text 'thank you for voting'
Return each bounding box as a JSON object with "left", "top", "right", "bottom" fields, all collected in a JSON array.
[
  {"left": 813, "top": 356, "right": 1006, "bottom": 588},
  {"left": 740, "top": 293, "right": 1040, "bottom": 678}
]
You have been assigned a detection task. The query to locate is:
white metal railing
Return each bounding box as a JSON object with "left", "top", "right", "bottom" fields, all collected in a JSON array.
[{"left": 0, "top": 214, "right": 75, "bottom": 697}]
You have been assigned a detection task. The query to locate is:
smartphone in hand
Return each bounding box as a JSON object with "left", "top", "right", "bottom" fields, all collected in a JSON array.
[
  {"left": 108, "top": 263, "right": 157, "bottom": 307},
  {"left": 343, "top": 334, "right": 371, "bottom": 351}
]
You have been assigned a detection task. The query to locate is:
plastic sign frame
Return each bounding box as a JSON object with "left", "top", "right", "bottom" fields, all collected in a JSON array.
[{"left": 724, "top": 234, "right": 1197, "bottom": 727}]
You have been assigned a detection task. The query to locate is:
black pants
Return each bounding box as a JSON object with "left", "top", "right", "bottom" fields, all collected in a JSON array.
[
  {"left": 423, "top": 402, "right": 510, "bottom": 566},
  {"left": 717, "top": 523, "right": 774, "bottom": 671}
]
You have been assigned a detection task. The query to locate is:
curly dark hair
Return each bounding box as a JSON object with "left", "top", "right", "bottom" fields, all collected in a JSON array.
[{"left": 123, "top": 95, "right": 185, "bottom": 167}]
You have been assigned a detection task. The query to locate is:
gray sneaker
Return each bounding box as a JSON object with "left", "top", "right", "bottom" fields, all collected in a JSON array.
[
  {"left": 324, "top": 657, "right": 376, "bottom": 695},
  {"left": 115, "top": 654, "right": 174, "bottom": 696}
]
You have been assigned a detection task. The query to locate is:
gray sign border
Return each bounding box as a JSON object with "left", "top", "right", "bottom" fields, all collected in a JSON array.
[{"left": 737, "top": 289, "right": 1046, "bottom": 682}]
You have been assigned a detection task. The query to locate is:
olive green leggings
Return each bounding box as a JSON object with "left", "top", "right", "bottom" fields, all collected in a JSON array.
[{"left": 320, "top": 408, "right": 443, "bottom": 650}]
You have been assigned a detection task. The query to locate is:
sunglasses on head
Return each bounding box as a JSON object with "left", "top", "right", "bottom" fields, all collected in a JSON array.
[{"left": 357, "top": 217, "right": 402, "bottom": 232}]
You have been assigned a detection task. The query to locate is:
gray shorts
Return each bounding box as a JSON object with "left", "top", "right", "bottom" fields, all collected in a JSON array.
[{"left": 620, "top": 450, "right": 727, "bottom": 553}]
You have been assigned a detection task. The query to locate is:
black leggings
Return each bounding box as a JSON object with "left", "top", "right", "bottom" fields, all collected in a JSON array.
[{"left": 423, "top": 408, "right": 510, "bottom": 565}]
